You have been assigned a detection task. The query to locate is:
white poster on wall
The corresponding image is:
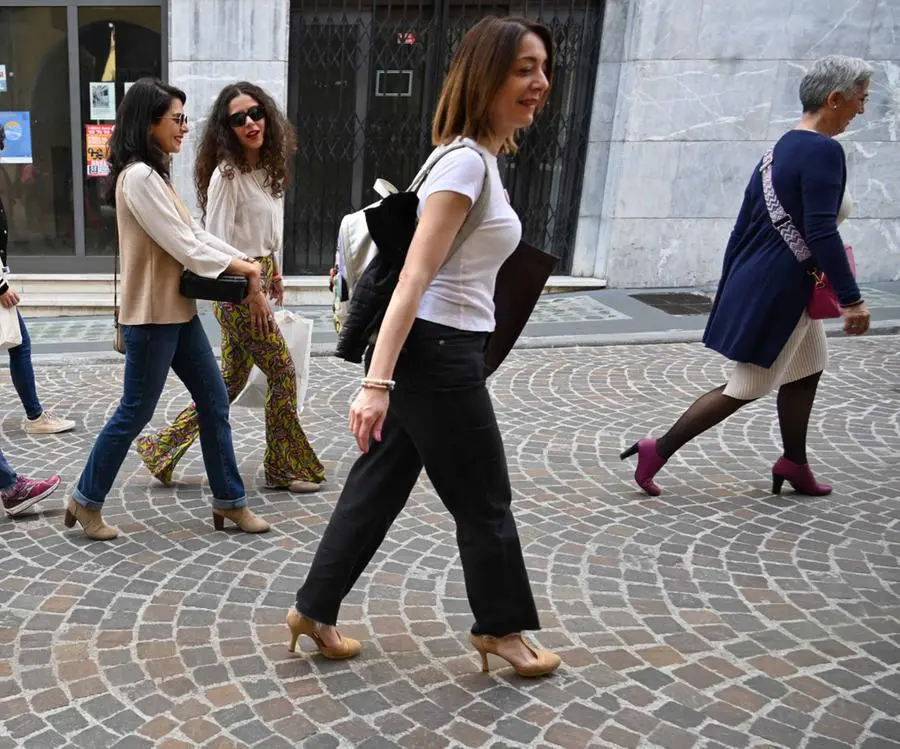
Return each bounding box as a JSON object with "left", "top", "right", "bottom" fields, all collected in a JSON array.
[
  {"left": 89, "top": 82, "right": 116, "bottom": 120},
  {"left": 0, "top": 65, "right": 7, "bottom": 93}
]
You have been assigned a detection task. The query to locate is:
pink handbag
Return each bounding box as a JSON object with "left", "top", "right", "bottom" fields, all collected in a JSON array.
[
  {"left": 806, "top": 244, "right": 856, "bottom": 319},
  {"left": 759, "top": 148, "right": 857, "bottom": 321}
]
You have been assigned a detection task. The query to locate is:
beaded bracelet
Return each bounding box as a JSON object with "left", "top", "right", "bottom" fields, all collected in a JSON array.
[{"left": 361, "top": 377, "right": 395, "bottom": 391}]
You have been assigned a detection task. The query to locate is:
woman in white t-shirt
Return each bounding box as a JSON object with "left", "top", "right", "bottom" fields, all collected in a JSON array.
[{"left": 288, "top": 16, "right": 560, "bottom": 678}]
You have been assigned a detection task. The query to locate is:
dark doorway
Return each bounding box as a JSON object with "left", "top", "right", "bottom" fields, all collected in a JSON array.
[{"left": 286, "top": 0, "right": 603, "bottom": 275}]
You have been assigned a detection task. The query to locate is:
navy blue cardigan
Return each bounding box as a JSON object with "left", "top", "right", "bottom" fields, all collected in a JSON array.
[{"left": 703, "top": 130, "right": 862, "bottom": 368}]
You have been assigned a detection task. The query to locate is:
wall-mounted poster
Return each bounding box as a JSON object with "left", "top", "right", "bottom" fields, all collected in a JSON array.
[
  {"left": 86, "top": 123, "right": 114, "bottom": 178},
  {"left": 0, "top": 112, "right": 32, "bottom": 164},
  {"left": 0, "top": 65, "right": 7, "bottom": 93},
  {"left": 89, "top": 81, "right": 116, "bottom": 120}
]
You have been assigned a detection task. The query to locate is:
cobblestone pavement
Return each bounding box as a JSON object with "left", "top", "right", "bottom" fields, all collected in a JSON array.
[{"left": 1, "top": 337, "right": 899, "bottom": 749}]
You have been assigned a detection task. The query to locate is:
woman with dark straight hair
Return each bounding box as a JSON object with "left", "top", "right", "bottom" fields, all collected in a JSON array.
[
  {"left": 65, "top": 78, "right": 273, "bottom": 540},
  {"left": 287, "top": 16, "right": 561, "bottom": 678},
  {"left": 135, "top": 81, "right": 324, "bottom": 494}
]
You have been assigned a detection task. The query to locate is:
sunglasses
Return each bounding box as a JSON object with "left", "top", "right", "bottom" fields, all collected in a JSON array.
[
  {"left": 167, "top": 113, "right": 189, "bottom": 128},
  {"left": 228, "top": 105, "right": 266, "bottom": 128}
]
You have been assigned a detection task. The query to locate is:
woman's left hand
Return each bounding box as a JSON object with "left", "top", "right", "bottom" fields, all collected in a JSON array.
[
  {"left": 269, "top": 278, "right": 284, "bottom": 305},
  {"left": 348, "top": 386, "right": 389, "bottom": 453}
]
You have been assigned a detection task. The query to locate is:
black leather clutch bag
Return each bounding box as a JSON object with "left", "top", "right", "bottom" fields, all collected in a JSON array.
[{"left": 179, "top": 270, "right": 248, "bottom": 303}]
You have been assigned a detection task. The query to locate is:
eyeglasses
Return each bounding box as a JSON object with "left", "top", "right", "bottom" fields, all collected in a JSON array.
[
  {"left": 228, "top": 105, "right": 266, "bottom": 129},
  {"left": 167, "top": 113, "right": 189, "bottom": 128}
]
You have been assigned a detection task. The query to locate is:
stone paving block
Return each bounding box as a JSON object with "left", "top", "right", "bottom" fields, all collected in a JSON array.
[{"left": 22, "top": 730, "right": 68, "bottom": 749}]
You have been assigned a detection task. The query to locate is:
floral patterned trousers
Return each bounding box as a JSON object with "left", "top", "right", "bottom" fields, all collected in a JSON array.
[{"left": 136, "top": 256, "right": 325, "bottom": 488}]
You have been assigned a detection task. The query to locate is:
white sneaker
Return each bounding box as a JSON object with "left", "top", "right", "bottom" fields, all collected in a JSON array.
[{"left": 23, "top": 411, "right": 76, "bottom": 435}]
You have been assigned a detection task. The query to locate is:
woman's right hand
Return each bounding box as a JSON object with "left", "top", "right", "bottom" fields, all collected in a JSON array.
[
  {"left": 842, "top": 301, "right": 870, "bottom": 336},
  {"left": 0, "top": 289, "right": 20, "bottom": 308},
  {"left": 247, "top": 290, "right": 272, "bottom": 336}
]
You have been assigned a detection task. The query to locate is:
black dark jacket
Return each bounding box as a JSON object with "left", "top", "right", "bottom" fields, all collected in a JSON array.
[{"left": 335, "top": 191, "right": 418, "bottom": 363}]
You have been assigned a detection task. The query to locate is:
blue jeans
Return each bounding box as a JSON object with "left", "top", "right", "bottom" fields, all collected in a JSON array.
[
  {"left": 0, "top": 446, "right": 16, "bottom": 492},
  {"left": 74, "top": 315, "right": 246, "bottom": 511},
  {"left": 7, "top": 311, "right": 42, "bottom": 420}
]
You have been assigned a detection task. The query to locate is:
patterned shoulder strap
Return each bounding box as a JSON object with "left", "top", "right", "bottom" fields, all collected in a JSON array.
[{"left": 760, "top": 149, "right": 811, "bottom": 263}]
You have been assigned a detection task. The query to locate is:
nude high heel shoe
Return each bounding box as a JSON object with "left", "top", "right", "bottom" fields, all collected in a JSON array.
[
  {"left": 286, "top": 609, "right": 361, "bottom": 659},
  {"left": 468, "top": 633, "right": 561, "bottom": 677}
]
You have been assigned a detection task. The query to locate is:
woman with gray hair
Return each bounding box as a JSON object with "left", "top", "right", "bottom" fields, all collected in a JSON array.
[{"left": 622, "top": 55, "right": 872, "bottom": 497}]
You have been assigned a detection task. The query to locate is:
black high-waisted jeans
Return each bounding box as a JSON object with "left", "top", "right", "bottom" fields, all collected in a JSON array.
[{"left": 295, "top": 318, "right": 540, "bottom": 636}]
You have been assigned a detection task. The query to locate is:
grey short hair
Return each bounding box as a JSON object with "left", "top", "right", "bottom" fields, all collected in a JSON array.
[{"left": 799, "top": 55, "right": 874, "bottom": 112}]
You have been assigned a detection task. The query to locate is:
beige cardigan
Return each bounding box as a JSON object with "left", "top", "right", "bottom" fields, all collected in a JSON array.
[{"left": 115, "top": 162, "right": 249, "bottom": 325}]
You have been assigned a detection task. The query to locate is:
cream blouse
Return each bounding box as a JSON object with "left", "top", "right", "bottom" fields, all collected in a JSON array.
[{"left": 206, "top": 164, "right": 284, "bottom": 271}]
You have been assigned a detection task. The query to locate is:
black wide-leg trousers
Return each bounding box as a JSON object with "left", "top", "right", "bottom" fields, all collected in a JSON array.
[{"left": 295, "top": 319, "right": 540, "bottom": 636}]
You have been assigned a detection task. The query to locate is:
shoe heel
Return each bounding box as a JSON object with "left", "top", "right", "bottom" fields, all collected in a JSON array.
[
  {"left": 479, "top": 650, "right": 490, "bottom": 673},
  {"left": 213, "top": 512, "right": 225, "bottom": 531},
  {"left": 64, "top": 509, "right": 76, "bottom": 528},
  {"left": 288, "top": 631, "right": 299, "bottom": 653},
  {"left": 619, "top": 442, "right": 638, "bottom": 460},
  {"left": 771, "top": 475, "right": 785, "bottom": 495}
]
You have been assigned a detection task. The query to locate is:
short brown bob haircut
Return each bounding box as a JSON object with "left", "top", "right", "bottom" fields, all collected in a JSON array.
[{"left": 432, "top": 16, "right": 554, "bottom": 154}]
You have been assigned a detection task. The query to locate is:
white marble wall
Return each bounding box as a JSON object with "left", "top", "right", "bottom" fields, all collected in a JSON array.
[
  {"left": 575, "top": 0, "right": 900, "bottom": 287},
  {"left": 168, "top": 0, "right": 290, "bottom": 216}
]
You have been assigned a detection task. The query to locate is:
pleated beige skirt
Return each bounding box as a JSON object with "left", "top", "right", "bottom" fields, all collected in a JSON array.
[{"left": 724, "top": 311, "right": 828, "bottom": 400}]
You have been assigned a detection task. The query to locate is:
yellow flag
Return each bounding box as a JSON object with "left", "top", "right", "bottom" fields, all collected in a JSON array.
[{"left": 101, "top": 24, "right": 116, "bottom": 82}]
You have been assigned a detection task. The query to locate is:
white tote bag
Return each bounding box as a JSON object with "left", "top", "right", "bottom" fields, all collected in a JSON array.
[
  {"left": 232, "top": 309, "right": 312, "bottom": 413},
  {"left": 0, "top": 306, "right": 22, "bottom": 350}
]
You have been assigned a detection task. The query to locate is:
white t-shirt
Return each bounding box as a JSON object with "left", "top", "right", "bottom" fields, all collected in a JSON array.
[{"left": 415, "top": 138, "right": 522, "bottom": 332}]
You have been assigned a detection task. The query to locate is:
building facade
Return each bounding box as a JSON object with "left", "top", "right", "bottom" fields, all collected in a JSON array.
[{"left": 1, "top": 0, "right": 897, "bottom": 286}]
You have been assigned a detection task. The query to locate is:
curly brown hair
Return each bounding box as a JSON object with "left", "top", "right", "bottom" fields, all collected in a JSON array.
[{"left": 194, "top": 81, "right": 297, "bottom": 221}]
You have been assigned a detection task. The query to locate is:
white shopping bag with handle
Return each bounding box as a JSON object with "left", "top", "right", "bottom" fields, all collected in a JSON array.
[
  {"left": 232, "top": 309, "right": 312, "bottom": 413},
  {"left": 0, "top": 306, "right": 22, "bottom": 350}
]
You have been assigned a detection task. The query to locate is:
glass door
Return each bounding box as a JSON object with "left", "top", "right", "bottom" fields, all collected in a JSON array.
[
  {"left": 0, "top": 6, "right": 75, "bottom": 258},
  {"left": 0, "top": 0, "right": 164, "bottom": 271},
  {"left": 78, "top": 5, "right": 163, "bottom": 256}
]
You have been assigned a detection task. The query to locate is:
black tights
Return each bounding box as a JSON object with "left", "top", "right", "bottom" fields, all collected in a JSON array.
[{"left": 655, "top": 371, "right": 823, "bottom": 464}]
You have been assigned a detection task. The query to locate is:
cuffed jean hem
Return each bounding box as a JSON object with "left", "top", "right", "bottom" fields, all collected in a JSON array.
[
  {"left": 74, "top": 488, "right": 246, "bottom": 512},
  {"left": 212, "top": 496, "right": 247, "bottom": 511},
  {"left": 72, "top": 488, "right": 104, "bottom": 512}
]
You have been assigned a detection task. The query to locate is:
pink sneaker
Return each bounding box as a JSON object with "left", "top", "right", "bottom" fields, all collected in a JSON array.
[{"left": 2, "top": 475, "right": 61, "bottom": 517}]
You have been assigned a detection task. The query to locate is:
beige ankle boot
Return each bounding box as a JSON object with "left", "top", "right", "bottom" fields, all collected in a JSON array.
[
  {"left": 64, "top": 500, "right": 119, "bottom": 540},
  {"left": 212, "top": 507, "right": 270, "bottom": 533}
]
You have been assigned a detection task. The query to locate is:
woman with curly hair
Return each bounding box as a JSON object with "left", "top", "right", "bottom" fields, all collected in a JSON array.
[{"left": 136, "top": 82, "right": 325, "bottom": 495}]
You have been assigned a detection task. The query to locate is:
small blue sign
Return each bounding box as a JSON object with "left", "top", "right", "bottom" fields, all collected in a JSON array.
[{"left": 0, "top": 112, "right": 33, "bottom": 164}]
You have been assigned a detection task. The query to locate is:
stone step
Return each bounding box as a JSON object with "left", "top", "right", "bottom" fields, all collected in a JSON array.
[{"left": 8, "top": 274, "right": 606, "bottom": 317}]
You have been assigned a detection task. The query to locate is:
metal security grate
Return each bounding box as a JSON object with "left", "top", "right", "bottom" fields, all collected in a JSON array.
[
  {"left": 286, "top": 0, "right": 604, "bottom": 274},
  {"left": 631, "top": 292, "right": 716, "bottom": 317}
]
